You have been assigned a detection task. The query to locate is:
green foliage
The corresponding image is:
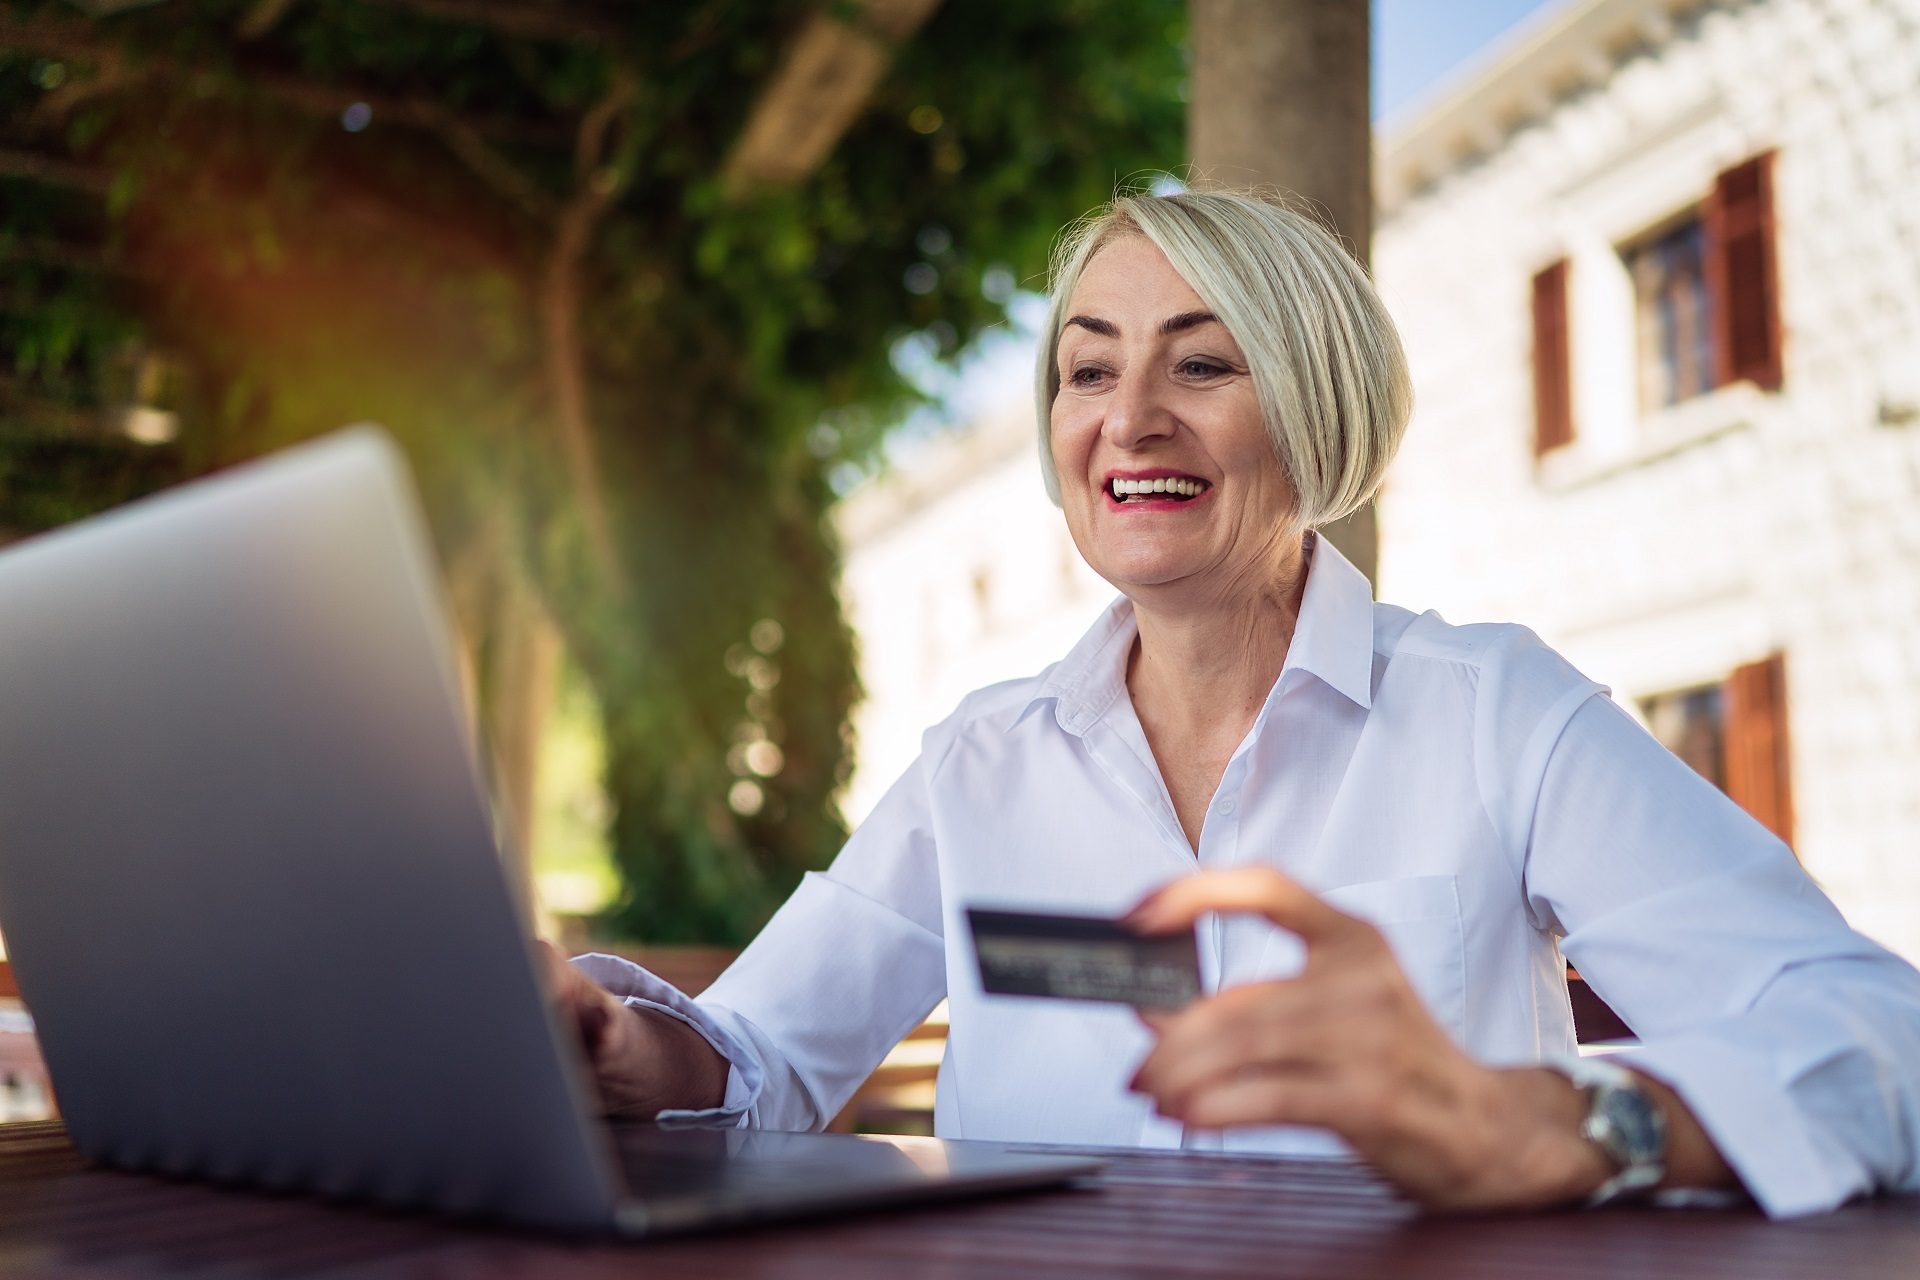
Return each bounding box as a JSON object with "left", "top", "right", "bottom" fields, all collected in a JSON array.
[
  {"left": 0, "top": 0, "right": 1185, "bottom": 942},
  {"left": 0, "top": 430, "right": 180, "bottom": 528}
]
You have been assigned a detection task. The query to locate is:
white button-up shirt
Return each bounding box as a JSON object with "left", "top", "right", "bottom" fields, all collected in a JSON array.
[{"left": 578, "top": 535, "right": 1920, "bottom": 1218}]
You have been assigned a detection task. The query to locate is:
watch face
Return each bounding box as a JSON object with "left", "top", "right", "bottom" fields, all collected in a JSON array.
[{"left": 1600, "top": 1086, "right": 1664, "bottom": 1165}]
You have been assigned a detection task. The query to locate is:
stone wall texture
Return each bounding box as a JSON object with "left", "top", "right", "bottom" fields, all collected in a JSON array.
[{"left": 1375, "top": 0, "right": 1920, "bottom": 959}]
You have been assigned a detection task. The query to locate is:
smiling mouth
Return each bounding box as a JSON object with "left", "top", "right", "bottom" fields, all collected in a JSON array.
[{"left": 1106, "top": 476, "right": 1211, "bottom": 503}]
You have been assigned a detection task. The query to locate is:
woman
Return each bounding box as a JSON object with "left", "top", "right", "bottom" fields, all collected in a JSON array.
[{"left": 544, "top": 189, "right": 1920, "bottom": 1217}]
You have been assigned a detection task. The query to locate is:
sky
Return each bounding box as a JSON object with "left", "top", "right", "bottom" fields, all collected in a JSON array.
[
  {"left": 866, "top": 0, "right": 1570, "bottom": 484},
  {"left": 1374, "top": 0, "right": 1567, "bottom": 123}
]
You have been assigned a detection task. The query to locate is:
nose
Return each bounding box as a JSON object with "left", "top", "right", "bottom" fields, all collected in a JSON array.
[{"left": 1101, "top": 366, "right": 1177, "bottom": 452}]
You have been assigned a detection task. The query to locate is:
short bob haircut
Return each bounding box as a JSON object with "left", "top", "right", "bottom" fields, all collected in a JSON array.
[{"left": 1035, "top": 187, "right": 1413, "bottom": 531}]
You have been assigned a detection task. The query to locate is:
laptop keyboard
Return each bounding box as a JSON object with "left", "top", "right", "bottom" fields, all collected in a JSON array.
[{"left": 609, "top": 1126, "right": 884, "bottom": 1203}]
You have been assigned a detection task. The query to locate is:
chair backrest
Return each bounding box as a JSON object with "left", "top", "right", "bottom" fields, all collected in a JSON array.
[
  {"left": 1567, "top": 970, "right": 1633, "bottom": 1043},
  {"left": 0, "top": 960, "right": 58, "bottom": 1121}
]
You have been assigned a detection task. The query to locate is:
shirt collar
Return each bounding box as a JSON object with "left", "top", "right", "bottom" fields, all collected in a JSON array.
[
  {"left": 1024, "top": 532, "right": 1378, "bottom": 735},
  {"left": 1279, "top": 531, "right": 1377, "bottom": 710},
  {"left": 1024, "top": 595, "right": 1138, "bottom": 736}
]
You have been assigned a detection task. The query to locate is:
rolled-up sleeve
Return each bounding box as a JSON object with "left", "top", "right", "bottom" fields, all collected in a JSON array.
[
  {"left": 567, "top": 951, "right": 765, "bottom": 1125},
  {"left": 1515, "top": 689, "right": 1920, "bottom": 1216},
  {"left": 571, "top": 730, "right": 951, "bottom": 1133}
]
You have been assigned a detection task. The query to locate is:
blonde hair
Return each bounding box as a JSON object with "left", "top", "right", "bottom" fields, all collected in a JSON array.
[{"left": 1034, "top": 187, "right": 1413, "bottom": 530}]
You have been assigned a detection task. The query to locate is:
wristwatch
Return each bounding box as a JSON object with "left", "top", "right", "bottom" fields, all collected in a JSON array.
[{"left": 1544, "top": 1055, "right": 1667, "bottom": 1205}]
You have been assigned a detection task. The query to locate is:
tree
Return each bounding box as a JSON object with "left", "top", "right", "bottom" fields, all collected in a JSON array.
[{"left": 0, "top": 0, "right": 1185, "bottom": 941}]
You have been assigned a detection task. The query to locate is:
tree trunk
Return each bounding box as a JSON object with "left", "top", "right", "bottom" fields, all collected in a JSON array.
[
  {"left": 489, "top": 568, "right": 563, "bottom": 897},
  {"left": 1188, "top": 0, "right": 1378, "bottom": 583}
]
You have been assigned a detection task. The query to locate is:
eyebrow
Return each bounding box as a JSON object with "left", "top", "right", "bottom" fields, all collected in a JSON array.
[
  {"left": 1063, "top": 310, "right": 1221, "bottom": 339},
  {"left": 1159, "top": 310, "right": 1220, "bottom": 335},
  {"left": 1064, "top": 314, "right": 1118, "bottom": 338}
]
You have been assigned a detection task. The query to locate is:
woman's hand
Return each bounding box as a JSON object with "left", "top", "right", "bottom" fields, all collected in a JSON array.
[
  {"left": 535, "top": 941, "right": 730, "bottom": 1118},
  {"left": 1123, "top": 868, "right": 1620, "bottom": 1210}
]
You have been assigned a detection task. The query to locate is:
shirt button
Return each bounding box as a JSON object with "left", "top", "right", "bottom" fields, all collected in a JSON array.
[{"left": 1219, "top": 797, "right": 1237, "bottom": 816}]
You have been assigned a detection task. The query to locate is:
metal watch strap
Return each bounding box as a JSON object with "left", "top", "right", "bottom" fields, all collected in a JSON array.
[{"left": 1545, "top": 1055, "right": 1667, "bottom": 1206}]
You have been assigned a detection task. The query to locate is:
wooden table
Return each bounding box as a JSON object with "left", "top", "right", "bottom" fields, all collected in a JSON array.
[{"left": 1, "top": 1121, "right": 1915, "bottom": 1279}]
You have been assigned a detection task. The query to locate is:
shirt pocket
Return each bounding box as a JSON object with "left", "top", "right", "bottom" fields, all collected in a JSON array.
[{"left": 1248, "top": 873, "right": 1467, "bottom": 1042}]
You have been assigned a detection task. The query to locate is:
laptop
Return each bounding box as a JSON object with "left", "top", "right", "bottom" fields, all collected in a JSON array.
[{"left": 0, "top": 427, "right": 1097, "bottom": 1235}]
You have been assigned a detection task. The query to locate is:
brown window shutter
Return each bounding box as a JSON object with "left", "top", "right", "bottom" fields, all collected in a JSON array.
[
  {"left": 1530, "top": 259, "right": 1574, "bottom": 456},
  {"left": 1704, "top": 152, "right": 1784, "bottom": 391},
  {"left": 1725, "top": 652, "right": 1794, "bottom": 845}
]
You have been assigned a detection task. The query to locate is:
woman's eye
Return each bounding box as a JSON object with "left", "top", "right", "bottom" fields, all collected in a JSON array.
[
  {"left": 1179, "top": 359, "right": 1226, "bottom": 379},
  {"left": 1068, "top": 366, "right": 1110, "bottom": 387}
]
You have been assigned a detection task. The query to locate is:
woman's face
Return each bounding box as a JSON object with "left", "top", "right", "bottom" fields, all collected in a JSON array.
[{"left": 1050, "top": 235, "right": 1297, "bottom": 602}]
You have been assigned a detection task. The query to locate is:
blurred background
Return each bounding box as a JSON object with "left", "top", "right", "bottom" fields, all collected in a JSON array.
[{"left": 2, "top": 0, "right": 1918, "bottom": 1125}]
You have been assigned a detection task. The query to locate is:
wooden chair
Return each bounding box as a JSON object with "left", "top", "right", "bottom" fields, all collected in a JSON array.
[
  {"left": 827, "top": 1004, "right": 945, "bottom": 1135},
  {"left": 1568, "top": 969, "right": 1633, "bottom": 1044},
  {"left": 0, "top": 961, "right": 57, "bottom": 1122}
]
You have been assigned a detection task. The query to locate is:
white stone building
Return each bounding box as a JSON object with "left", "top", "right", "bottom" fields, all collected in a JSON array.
[
  {"left": 835, "top": 406, "right": 1113, "bottom": 824},
  {"left": 1373, "top": 0, "right": 1920, "bottom": 961},
  {"left": 838, "top": 0, "right": 1920, "bottom": 961}
]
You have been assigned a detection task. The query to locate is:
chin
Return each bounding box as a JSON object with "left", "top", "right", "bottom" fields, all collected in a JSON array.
[{"left": 1096, "top": 558, "right": 1197, "bottom": 594}]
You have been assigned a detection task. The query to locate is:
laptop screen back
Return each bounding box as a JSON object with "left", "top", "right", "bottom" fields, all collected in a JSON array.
[{"left": 0, "top": 430, "right": 621, "bottom": 1230}]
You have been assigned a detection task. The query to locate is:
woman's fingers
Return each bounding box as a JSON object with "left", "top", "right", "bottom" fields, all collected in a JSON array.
[
  {"left": 1134, "top": 986, "right": 1425, "bottom": 1144},
  {"left": 531, "top": 940, "right": 723, "bottom": 1118},
  {"left": 1122, "top": 872, "right": 1533, "bottom": 1206},
  {"left": 1125, "top": 866, "right": 1362, "bottom": 945},
  {"left": 536, "top": 940, "right": 614, "bottom": 1057},
  {"left": 1172, "top": 1066, "right": 1343, "bottom": 1132},
  {"left": 1130, "top": 980, "right": 1323, "bottom": 1106},
  {"left": 1123, "top": 874, "right": 1450, "bottom": 1148}
]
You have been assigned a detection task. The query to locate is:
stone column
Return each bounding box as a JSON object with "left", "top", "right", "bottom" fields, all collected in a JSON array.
[{"left": 1188, "top": 0, "right": 1378, "bottom": 583}]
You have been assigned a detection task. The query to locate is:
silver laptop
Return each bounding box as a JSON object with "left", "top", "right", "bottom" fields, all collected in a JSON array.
[{"left": 0, "top": 427, "right": 1096, "bottom": 1235}]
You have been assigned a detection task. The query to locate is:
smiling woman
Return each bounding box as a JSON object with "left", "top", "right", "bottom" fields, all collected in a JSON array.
[
  {"left": 549, "top": 188, "right": 1920, "bottom": 1221},
  {"left": 1036, "top": 192, "right": 1411, "bottom": 531}
]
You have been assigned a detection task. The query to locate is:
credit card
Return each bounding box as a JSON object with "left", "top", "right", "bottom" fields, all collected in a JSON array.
[{"left": 966, "top": 907, "right": 1202, "bottom": 1010}]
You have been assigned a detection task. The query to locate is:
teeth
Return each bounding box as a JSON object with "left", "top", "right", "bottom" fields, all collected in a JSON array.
[{"left": 1111, "top": 477, "right": 1206, "bottom": 497}]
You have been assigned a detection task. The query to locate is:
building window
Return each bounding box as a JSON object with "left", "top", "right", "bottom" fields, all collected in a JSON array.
[
  {"left": 1639, "top": 652, "right": 1793, "bottom": 845},
  {"left": 1621, "top": 153, "right": 1784, "bottom": 411},
  {"left": 1532, "top": 151, "right": 1783, "bottom": 460},
  {"left": 1640, "top": 680, "right": 1725, "bottom": 787},
  {"left": 1625, "top": 214, "right": 1714, "bottom": 411},
  {"left": 1571, "top": 653, "right": 1795, "bottom": 1042}
]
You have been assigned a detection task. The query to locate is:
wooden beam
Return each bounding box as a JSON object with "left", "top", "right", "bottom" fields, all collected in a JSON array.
[{"left": 720, "top": 0, "right": 943, "bottom": 197}]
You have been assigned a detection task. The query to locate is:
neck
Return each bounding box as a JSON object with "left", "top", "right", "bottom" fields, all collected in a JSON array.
[{"left": 1125, "top": 533, "right": 1312, "bottom": 741}]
